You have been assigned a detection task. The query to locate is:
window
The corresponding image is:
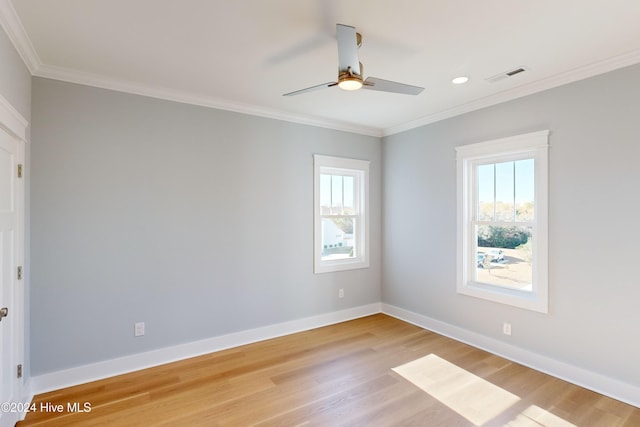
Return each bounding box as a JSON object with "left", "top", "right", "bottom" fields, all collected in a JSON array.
[
  {"left": 456, "top": 131, "right": 549, "bottom": 313},
  {"left": 314, "top": 155, "right": 369, "bottom": 273}
]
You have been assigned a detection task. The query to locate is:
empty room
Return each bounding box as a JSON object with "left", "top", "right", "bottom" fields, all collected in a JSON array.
[{"left": 1, "top": 1, "right": 639, "bottom": 426}]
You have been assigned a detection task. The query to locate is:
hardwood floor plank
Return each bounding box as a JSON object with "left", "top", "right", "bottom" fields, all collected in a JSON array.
[
  {"left": 253, "top": 375, "right": 399, "bottom": 427},
  {"left": 18, "top": 314, "right": 640, "bottom": 426}
]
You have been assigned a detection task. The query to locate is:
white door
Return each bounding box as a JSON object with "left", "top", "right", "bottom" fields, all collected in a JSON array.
[{"left": 0, "top": 126, "right": 24, "bottom": 427}]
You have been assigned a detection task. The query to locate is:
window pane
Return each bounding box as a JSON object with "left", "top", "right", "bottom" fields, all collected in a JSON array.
[
  {"left": 495, "top": 161, "right": 514, "bottom": 221},
  {"left": 320, "top": 174, "right": 358, "bottom": 215},
  {"left": 331, "top": 175, "right": 343, "bottom": 212},
  {"left": 343, "top": 176, "right": 355, "bottom": 214},
  {"left": 320, "top": 174, "right": 332, "bottom": 215},
  {"left": 475, "top": 225, "right": 533, "bottom": 291},
  {"left": 477, "top": 164, "right": 494, "bottom": 221},
  {"left": 515, "top": 159, "right": 535, "bottom": 221},
  {"left": 321, "top": 217, "right": 355, "bottom": 260}
]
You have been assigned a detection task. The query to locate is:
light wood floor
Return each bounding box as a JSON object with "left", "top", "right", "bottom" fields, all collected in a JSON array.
[{"left": 19, "top": 314, "right": 640, "bottom": 426}]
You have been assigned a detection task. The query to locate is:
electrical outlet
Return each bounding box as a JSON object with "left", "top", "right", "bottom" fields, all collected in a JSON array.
[
  {"left": 134, "top": 322, "right": 145, "bottom": 337},
  {"left": 338, "top": 288, "right": 344, "bottom": 298},
  {"left": 503, "top": 322, "right": 512, "bottom": 336}
]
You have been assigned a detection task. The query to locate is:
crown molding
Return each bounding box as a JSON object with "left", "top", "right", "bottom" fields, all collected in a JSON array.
[
  {"left": 383, "top": 48, "right": 640, "bottom": 137},
  {"left": 0, "top": 0, "right": 40, "bottom": 73},
  {"left": 0, "top": 0, "right": 381, "bottom": 138},
  {"left": 37, "top": 46, "right": 637, "bottom": 140},
  {"left": 3, "top": 0, "right": 639, "bottom": 139},
  {"left": 34, "top": 63, "right": 383, "bottom": 138}
]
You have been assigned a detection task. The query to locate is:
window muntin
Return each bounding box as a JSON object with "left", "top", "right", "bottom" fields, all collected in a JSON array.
[
  {"left": 314, "top": 155, "right": 369, "bottom": 273},
  {"left": 473, "top": 157, "right": 535, "bottom": 291},
  {"left": 456, "top": 131, "right": 549, "bottom": 313},
  {"left": 320, "top": 172, "right": 359, "bottom": 261}
]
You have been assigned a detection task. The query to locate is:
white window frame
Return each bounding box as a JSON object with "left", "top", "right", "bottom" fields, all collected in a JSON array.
[
  {"left": 314, "top": 154, "right": 370, "bottom": 274},
  {"left": 456, "top": 130, "right": 549, "bottom": 313}
]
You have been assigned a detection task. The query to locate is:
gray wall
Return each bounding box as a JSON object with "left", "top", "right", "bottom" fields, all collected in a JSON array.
[
  {"left": 0, "top": 27, "right": 31, "bottom": 121},
  {"left": 382, "top": 64, "right": 640, "bottom": 387},
  {"left": 30, "top": 78, "right": 381, "bottom": 375},
  {"left": 24, "top": 46, "right": 640, "bottom": 391}
]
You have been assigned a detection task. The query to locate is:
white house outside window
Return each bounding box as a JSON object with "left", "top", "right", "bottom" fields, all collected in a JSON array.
[
  {"left": 314, "top": 155, "right": 369, "bottom": 274},
  {"left": 456, "top": 131, "right": 549, "bottom": 313}
]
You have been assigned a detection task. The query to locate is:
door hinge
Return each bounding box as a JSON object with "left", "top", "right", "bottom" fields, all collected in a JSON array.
[
  {"left": 17, "top": 266, "right": 23, "bottom": 280},
  {"left": 17, "top": 164, "right": 23, "bottom": 178},
  {"left": 17, "top": 364, "right": 23, "bottom": 379}
]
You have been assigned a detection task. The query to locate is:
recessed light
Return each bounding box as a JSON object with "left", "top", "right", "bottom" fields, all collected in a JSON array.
[{"left": 452, "top": 76, "right": 469, "bottom": 85}]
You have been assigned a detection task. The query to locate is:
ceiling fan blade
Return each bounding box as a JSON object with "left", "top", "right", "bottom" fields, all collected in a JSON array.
[
  {"left": 267, "top": 0, "right": 337, "bottom": 64},
  {"left": 283, "top": 82, "right": 338, "bottom": 96},
  {"left": 336, "top": 24, "right": 361, "bottom": 75},
  {"left": 362, "top": 77, "right": 424, "bottom": 95},
  {"left": 267, "top": 34, "right": 332, "bottom": 64}
]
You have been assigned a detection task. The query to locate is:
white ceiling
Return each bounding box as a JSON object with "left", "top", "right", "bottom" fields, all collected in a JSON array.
[{"left": 2, "top": 0, "right": 640, "bottom": 136}]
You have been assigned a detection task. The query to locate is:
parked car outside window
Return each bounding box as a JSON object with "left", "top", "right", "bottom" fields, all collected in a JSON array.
[{"left": 489, "top": 249, "right": 504, "bottom": 262}]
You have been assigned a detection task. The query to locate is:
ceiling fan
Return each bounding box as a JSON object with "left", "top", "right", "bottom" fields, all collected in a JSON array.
[{"left": 283, "top": 24, "right": 424, "bottom": 96}]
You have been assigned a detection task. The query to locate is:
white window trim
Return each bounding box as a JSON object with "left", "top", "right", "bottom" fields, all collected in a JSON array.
[
  {"left": 456, "top": 130, "right": 549, "bottom": 313},
  {"left": 314, "top": 154, "right": 370, "bottom": 274}
]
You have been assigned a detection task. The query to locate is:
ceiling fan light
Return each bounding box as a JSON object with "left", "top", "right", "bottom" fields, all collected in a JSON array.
[{"left": 338, "top": 78, "right": 363, "bottom": 91}]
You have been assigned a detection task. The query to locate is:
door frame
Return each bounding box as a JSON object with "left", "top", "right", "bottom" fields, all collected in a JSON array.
[{"left": 0, "top": 93, "right": 27, "bottom": 426}]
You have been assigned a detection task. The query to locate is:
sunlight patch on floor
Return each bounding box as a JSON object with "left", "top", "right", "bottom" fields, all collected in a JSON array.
[
  {"left": 392, "top": 354, "right": 577, "bottom": 426},
  {"left": 505, "top": 405, "right": 576, "bottom": 427},
  {"left": 392, "top": 353, "right": 520, "bottom": 426}
]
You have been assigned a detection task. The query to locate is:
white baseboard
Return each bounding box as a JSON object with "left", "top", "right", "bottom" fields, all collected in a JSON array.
[
  {"left": 31, "top": 303, "right": 382, "bottom": 394},
  {"left": 381, "top": 303, "right": 640, "bottom": 409},
  {"left": 18, "top": 379, "right": 33, "bottom": 422},
  {"left": 30, "top": 302, "right": 640, "bottom": 410}
]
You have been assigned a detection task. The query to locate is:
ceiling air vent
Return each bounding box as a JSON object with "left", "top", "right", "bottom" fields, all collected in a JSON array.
[{"left": 486, "top": 66, "right": 529, "bottom": 83}]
